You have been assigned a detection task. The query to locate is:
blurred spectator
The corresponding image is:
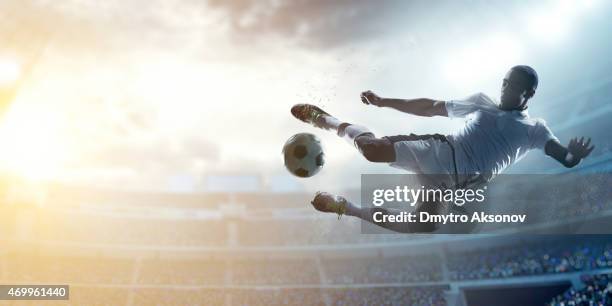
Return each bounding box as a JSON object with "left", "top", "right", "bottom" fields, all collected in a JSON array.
[
  {"left": 548, "top": 273, "right": 612, "bottom": 306},
  {"left": 448, "top": 239, "right": 612, "bottom": 281},
  {"left": 324, "top": 255, "right": 442, "bottom": 284}
]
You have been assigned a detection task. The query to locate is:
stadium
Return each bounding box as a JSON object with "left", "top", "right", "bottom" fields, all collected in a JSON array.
[
  {"left": 1, "top": 0, "right": 612, "bottom": 305},
  {"left": 1, "top": 152, "right": 611, "bottom": 306},
  {"left": 1, "top": 180, "right": 612, "bottom": 305}
]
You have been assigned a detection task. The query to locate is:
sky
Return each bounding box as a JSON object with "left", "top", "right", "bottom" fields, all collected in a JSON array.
[{"left": 0, "top": 0, "right": 609, "bottom": 192}]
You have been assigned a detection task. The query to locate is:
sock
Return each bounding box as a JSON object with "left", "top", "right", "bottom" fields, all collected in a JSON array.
[
  {"left": 338, "top": 124, "right": 373, "bottom": 147},
  {"left": 314, "top": 114, "right": 342, "bottom": 131},
  {"left": 322, "top": 115, "right": 342, "bottom": 130}
]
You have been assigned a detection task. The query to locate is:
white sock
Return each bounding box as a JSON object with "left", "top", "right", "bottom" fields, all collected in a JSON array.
[
  {"left": 319, "top": 115, "right": 342, "bottom": 130},
  {"left": 340, "top": 124, "right": 373, "bottom": 146}
]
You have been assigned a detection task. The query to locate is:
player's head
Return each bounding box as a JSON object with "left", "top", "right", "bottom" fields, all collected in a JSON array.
[{"left": 500, "top": 65, "right": 538, "bottom": 111}]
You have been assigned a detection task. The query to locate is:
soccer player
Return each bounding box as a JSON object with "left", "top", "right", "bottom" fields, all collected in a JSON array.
[{"left": 291, "top": 65, "right": 595, "bottom": 233}]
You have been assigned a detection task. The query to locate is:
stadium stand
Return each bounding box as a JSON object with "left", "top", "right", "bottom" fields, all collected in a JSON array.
[
  {"left": 448, "top": 238, "right": 612, "bottom": 281},
  {"left": 548, "top": 273, "right": 612, "bottom": 306}
]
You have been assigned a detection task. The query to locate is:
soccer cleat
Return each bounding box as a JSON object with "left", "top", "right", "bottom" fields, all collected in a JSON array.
[
  {"left": 291, "top": 104, "right": 334, "bottom": 130},
  {"left": 311, "top": 191, "right": 347, "bottom": 219}
]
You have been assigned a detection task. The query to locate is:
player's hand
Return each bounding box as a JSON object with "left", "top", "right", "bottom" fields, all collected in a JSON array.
[
  {"left": 360, "top": 90, "right": 383, "bottom": 106},
  {"left": 567, "top": 137, "right": 594, "bottom": 160}
]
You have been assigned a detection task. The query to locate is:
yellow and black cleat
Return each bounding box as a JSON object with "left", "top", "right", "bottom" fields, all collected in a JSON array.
[{"left": 311, "top": 191, "right": 347, "bottom": 219}]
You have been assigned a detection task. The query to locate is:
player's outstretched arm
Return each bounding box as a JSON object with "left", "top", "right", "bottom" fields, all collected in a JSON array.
[
  {"left": 545, "top": 137, "right": 595, "bottom": 168},
  {"left": 360, "top": 90, "right": 448, "bottom": 117}
]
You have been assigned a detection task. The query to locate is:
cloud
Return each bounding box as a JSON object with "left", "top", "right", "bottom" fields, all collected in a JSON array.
[
  {"left": 0, "top": 0, "right": 215, "bottom": 59},
  {"left": 205, "top": 0, "right": 424, "bottom": 49}
]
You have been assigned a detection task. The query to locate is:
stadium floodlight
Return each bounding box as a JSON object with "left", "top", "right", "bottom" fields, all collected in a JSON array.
[
  {"left": 524, "top": 0, "right": 598, "bottom": 43},
  {"left": 442, "top": 33, "right": 522, "bottom": 88}
]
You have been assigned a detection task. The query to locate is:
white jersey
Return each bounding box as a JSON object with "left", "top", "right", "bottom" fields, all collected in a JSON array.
[{"left": 445, "top": 92, "right": 558, "bottom": 181}]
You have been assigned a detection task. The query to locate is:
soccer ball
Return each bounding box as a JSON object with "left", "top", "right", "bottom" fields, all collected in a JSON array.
[{"left": 282, "top": 133, "right": 325, "bottom": 178}]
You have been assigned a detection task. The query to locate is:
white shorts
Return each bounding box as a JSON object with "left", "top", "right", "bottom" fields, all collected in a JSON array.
[
  {"left": 387, "top": 134, "right": 455, "bottom": 176},
  {"left": 386, "top": 134, "right": 487, "bottom": 233}
]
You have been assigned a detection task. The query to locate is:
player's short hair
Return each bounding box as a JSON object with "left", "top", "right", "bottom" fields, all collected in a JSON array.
[{"left": 510, "top": 65, "right": 538, "bottom": 90}]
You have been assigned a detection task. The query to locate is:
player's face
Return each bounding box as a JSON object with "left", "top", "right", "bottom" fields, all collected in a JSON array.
[{"left": 500, "top": 70, "right": 533, "bottom": 110}]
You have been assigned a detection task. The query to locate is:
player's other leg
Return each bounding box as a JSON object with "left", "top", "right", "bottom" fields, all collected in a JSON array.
[
  {"left": 291, "top": 104, "right": 395, "bottom": 163},
  {"left": 311, "top": 192, "right": 438, "bottom": 233}
]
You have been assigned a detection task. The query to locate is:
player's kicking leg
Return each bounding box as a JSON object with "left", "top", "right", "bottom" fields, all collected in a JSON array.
[
  {"left": 291, "top": 104, "right": 395, "bottom": 162},
  {"left": 311, "top": 192, "right": 438, "bottom": 233}
]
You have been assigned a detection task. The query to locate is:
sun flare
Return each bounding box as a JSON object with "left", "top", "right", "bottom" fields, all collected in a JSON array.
[
  {"left": 0, "top": 58, "right": 21, "bottom": 85},
  {"left": 0, "top": 106, "right": 68, "bottom": 181}
]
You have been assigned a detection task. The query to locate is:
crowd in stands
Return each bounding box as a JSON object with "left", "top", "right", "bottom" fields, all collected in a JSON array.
[
  {"left": 2, "top": 239, "right": 612, "bottom": 304},
  {"left": 4, "top": 182, "right": 610, "bottom": 248},
  {"left": 327, "top": 287, "right": 447, "bottom": 306},
  {"left": 4, "top": 238, "right": 612, "bottom": 288},
  {"left": 238, "top": 218, "right": 430, "bottom": 246},
  {"left": 132, "top": 289, "right": 227, "bottom": 306},
  {"left": 3, "top": 254, "right": 133, "bottom": 284},
  {"left": 1, "top": 207, "right": 435, "bottom": 248},
  {"left": 32, "top": 212, "right": 228, "bottom": 246},
  {"left": 448, "top": 238, "right": 612, "bottom": 281},
  {"left": 69, "top": 287, "right": 131, "bottom": 306},
  {"left": 232, "top": 258, "right": 320, "bottom": 285},
  {"left": 3, "top": 254, "right": 441, "bottom": 287},
  {"left": 2, "top": 287, "right": 446, "bottom": 306},
  {"left": 548, "top": 273, "right": 612, "bottom": 306},
  {"left": 137, "top": 258, "right": 226, "bottom": 285},
  {"left": 232, "top": 289, "right": 325, "bottom": 306},
  {"left": 323, "top": 255, "right": 441, "bottom": 284}
]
